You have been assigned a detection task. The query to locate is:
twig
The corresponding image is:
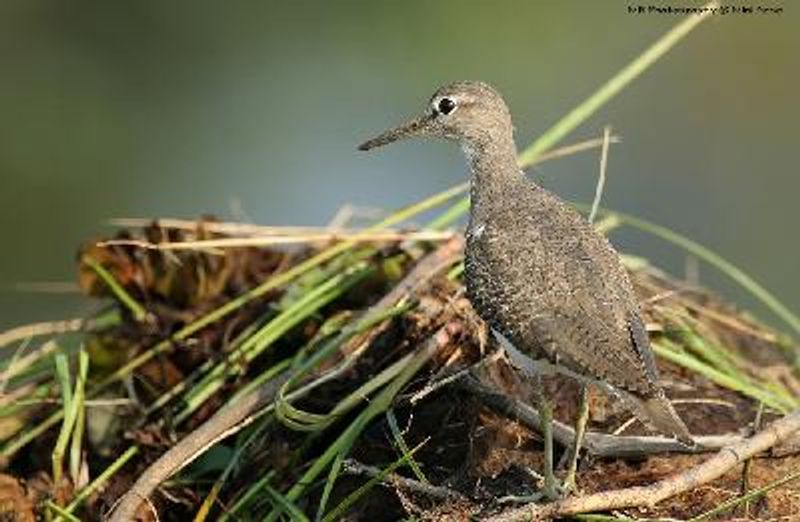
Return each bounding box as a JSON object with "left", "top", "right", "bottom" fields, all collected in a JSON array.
[
  {"left": 0, "top": 396, "right": 134, "bottom": 408},
  {"left": 108, "top": 218, "right": 358, "bottom": 236},
  {"left": 106, "top": 237, "right": 464, "bottom": 522},
  {"left": 96, "top": 230, "right": 456, "bottom": 251},
  {"left": 484, "top": 409, "right": 800, "bottom": 521},
  {"left": 611, "top": 416, "right": 638, "bottom": 437},
  {"left": 326, "top": 204, "right": 388, "bottom": 230},
  {"left": 408, "top": 359, "right": 490, "bottom": 405},
  {"left": 740, "top": 402, "right": 765, "bottom": 516},
  {"left": 527, "top": 135, "right": 621, "bottom": 167},
  {"left": 460, "top": 374, "right": 757, "bottom": 458},
  {"left": 0, "top": 318, "right": 87, "bottom": 350},
  {"left": 109, "top": 374, "right": 291, "bottom": 522},
  {"left": 637, "top": 275, "right": 778, "bottom": 343},
  {"left": 342, "top": 459, "right": 465, "bottom": 501}
]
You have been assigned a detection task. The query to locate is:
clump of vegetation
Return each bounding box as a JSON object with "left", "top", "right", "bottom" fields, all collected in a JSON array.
[{"left": 1, "top": 4, "right": 798, "bottom": 520}]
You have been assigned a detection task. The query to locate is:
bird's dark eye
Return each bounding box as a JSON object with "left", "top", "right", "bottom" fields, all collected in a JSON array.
[{"left": 437, "top": 97, "right": 456, "bottom": 115}]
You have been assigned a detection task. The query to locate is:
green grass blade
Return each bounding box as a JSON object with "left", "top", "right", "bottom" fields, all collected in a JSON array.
[
  {"left": 315, "top": 451, "right": 346, "bottom": 522},
  {"left": 82, "top": 256, "right": 148, "bottom": 322},
  {"left": 69, "top": 350, "right": 89, "bottom": 484},
  {"left": 273, "top": 304, "right": 413, "bottom": 432},
  {"left": 386, "top": 409, "right": 428, "bottom": 484},
  {"left": 229, "top": 358, "right": 293, "bottom": 404},
  {"left": 276, "top": 351, "right": 413, "bottom": 432},
  {"left": 517, "top": 2, "right": 718, "bottom": 167},
  {"left": 654, "top": 340, "right": 797, "bottom": 412},
  {"left": 208, "top": 420, "right": 276, "bottom": 522},
  {"left": 321, "top": 441, "right": 426, "bottom": 522},
  {"left": 264, "top": 484, "right": 311, "bottom": 522},
  {"left": 218, "top": 471, "right": 276, "bottom": 520},
  {"left": 46, "top": 501, "right": 82, "bottom": 522},
  {"left": 591, "top": 206, "right": 800, "bottom": 337},
  {"left": 62, "top": 445, "right": 140, "bottom": 517},
  {"left": 285, "top": 303, "right": 411, "bottom": 388},
  {"left": 52, "top": 351, "right": 75, "bottom": 489}
]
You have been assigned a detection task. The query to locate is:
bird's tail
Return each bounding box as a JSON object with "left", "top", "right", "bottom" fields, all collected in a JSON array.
[{"left": 621, "top": 389, "right": 694, "bottom": 447}]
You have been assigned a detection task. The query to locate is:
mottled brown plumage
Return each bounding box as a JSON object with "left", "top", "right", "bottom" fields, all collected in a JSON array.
[{"left": 359, "top": 81, "right": 692, "bottom": 445}]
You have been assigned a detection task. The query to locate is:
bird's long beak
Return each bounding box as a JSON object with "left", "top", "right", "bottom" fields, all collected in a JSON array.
[{"left": 358, "top": 114, "right": 435, "bottom": 151}]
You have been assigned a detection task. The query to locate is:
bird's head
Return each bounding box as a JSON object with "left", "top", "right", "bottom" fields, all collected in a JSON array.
[{"left": 358, "top": 81, "right": 514, "bottom": 152}]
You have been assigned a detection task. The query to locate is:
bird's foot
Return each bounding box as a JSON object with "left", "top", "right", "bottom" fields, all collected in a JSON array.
[
  {"left": 556, "top": 451, "right": 582, "bottom": 495},
  {"left": 541, "top": 479, "right": 565, "bottom": 501},
  {"left": 498, "top": 470, "right": 569, "bottom": 505},
  {"left": 560, "top": 472, "right": 580, "bottom": 496}
]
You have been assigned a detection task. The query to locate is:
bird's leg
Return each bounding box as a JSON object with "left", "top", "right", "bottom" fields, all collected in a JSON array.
[
  {"left": 498, "top": 373, "right": 561, "bottom": 504},
  {"left": 562, "top": 383, "right": 589, "bottom": 493},
  {"left": 537, "top": 390, "right": 560, "bottom": 500}
]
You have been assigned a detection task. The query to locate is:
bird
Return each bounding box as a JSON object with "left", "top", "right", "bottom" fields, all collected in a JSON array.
[{"left": 359, "top": 80, "right": 693, "bottom": 497}]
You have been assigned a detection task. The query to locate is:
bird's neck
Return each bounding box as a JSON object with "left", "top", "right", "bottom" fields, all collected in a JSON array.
[{"left": 464, "top": 135, "right": 525, "bottom": 210}]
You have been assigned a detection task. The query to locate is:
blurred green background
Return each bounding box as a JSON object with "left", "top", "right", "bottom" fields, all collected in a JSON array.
[{"left": 0, "top": 1, "right": 797, "bottom": 332}]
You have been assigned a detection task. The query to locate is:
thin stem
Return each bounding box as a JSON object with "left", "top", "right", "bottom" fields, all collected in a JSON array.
[{"left": 588, "top": 126, "right": 612, "bottom": 224}]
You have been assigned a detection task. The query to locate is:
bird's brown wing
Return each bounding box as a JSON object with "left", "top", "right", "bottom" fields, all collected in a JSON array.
[
  {"left": 471, "top": 185, "right": 658, "bottom": 395},
  {"left": 626, "top": 308, "right": 660, "bottom": 382}
]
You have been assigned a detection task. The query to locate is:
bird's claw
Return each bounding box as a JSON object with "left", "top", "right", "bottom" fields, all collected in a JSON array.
[
  {"left": 560, "top": 474, "right": 579, "bottom": 496},
  {"left": 498, "top": 475, "right": 571, "bottom": 505}
]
